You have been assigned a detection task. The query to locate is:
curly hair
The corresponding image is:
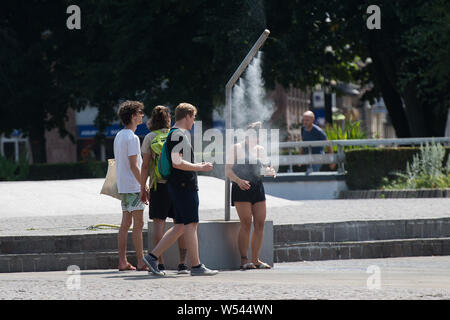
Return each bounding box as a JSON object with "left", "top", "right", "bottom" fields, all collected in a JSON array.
[
  {"left": 147, "top": 105, "right": 171, "bottom": 131},
  {"left": 117, "top": 100, "right": 144, "bottom": 126}
]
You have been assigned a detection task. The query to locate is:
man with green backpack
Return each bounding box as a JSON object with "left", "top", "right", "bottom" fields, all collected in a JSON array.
[
  {"left": 143, "top": 103, "right": 218, "bottom": 277},
  {"left": 140, "top": 105, "right": 189, "bottom": 274}
]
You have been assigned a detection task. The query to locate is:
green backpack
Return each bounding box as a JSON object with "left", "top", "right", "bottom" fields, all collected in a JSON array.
[{"left": 150, "top": 129, "right": 169, "bottom": 190}]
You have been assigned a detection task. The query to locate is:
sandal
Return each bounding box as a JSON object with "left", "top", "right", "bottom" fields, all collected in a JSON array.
[
  {"left": 118, "top": 262, "right": 136, "bottom": 271},
  {"left": 254, "top": 261, "right": 271, "bottom": 269},
  {"left": 136, "top": 265, "right": 149, "bottom": 271},
  {"left": 240, "top": 262, "right": 256, "bottom": 270}
]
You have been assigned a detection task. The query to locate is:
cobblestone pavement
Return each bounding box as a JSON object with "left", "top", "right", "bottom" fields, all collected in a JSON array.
[{"left": 0, "top": 256, "right": 449, "bottom": 300}]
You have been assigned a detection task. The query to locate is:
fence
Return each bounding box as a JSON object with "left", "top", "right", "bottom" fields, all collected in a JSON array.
[{"left": 278, "top": 137, "right": 450, "bottom": 174}]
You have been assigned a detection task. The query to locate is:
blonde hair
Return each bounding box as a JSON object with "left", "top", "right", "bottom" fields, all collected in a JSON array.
[{"left": 175, "top": 103, "right": 197, "bottom": 121}]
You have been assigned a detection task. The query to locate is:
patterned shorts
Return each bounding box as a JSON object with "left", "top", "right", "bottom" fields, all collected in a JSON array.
[{"left": 120, "top": 193, "right": 146, "bottom": 212}]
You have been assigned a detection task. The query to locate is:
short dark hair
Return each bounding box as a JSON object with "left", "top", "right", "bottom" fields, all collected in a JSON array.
[
  {"left": 147, "top": 105, "right": 171, "bottom": 131},
  {"left": 117, "top": 100, "right": 144, "bottom": 125}
]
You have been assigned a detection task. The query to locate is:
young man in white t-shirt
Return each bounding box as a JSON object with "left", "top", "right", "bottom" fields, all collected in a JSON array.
[{"left": 113, "top": 100, "right": 149, "bottom": 271}]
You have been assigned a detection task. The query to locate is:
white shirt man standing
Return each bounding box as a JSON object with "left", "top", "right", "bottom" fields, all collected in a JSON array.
[{"left": 113, "top": 100, "right": 149, "bottom": 272}]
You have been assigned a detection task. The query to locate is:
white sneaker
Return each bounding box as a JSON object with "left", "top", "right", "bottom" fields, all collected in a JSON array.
[{"left": 190, "top": 264, "right": 219, "bottom": 276}]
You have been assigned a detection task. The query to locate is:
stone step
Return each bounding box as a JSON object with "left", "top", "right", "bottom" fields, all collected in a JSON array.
[
  {"left": 274, "top": 237, "right": 450, "bottom": 262},
  {"left": 0, "top": 232, "right": 147, "bottom": 255},
  {"left": 339, "top": 189, "right": 450, "bottom": 199},
  {"left": 274, "top": 218, "right": 450, "bottom": 244},
  {"left": 0, "top": 250, "right": 140, "bottom": 273},
  {"left": 3, "top": 218, "right": 448, "bottom": 256}
]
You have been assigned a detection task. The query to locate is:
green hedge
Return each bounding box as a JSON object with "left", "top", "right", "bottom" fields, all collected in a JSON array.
[
  {"left": 26, "top": 161, "right": 107, "bottom": 181},
  {"left": 345, "top": 147, "right": 450, "bottom": 190}
]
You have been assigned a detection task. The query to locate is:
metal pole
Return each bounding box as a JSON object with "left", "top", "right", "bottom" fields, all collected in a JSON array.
[{"left": 225, "top": 29, "right": 270, "bottom": 221}]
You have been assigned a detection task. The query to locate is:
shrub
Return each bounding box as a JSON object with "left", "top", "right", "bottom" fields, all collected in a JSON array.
[
  {"left": 382, "top": 143, "right": 450, "bottom": 189},
  {"left": 27, "top": 161, "right": 107, "bottom": 180},
  {"left": 324, "top": 120, "right": 368, "bottom": 152},
  {"left": 344, "top": 146, "right": 450, "bottom": 190},
  {"left": 0, "top": 153, "right": 29, "bottom": 181}
]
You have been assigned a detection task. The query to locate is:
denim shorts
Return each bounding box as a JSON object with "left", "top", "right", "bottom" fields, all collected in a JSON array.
[{"left": 120, "top": 193, "right": 146, "bottom": 212}]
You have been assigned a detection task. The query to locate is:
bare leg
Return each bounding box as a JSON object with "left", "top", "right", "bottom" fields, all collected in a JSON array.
[
  {"left": 131, "top": 210, "right": 147, "bottom": 270},
  {"left": 152, "top": 218, "right": 166, "bottom": 265},
  {"left": 251, "top": 201, "right": 268, "bottom": 266},
  {"left": 177, "top": 234, "right": 188, "bottom": 265},
  {"left": 118, "top": 211, "right": 134, "bottom": 270},
  {"left": 235, "top": 202, "right": 253, "bottom": 266},
  {"left": 183, "top": 223, "right": 200, "bottom": 267},
  {"left": 151, "top": 224, "right": 184, "bottom": 258}
]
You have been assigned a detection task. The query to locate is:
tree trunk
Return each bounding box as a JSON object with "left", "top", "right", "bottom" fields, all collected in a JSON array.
[
  {"left": 28, "top": 126, "right": 46, "bottom": 164},
  {"left": 403, "top": 82, "right": 429, "bottom": 137},
  {"left": 370, "top": 59, "right": 411, "bottom": 138},
  {"left": 367, "top": 38, "right": 411, "bottom": 138}
]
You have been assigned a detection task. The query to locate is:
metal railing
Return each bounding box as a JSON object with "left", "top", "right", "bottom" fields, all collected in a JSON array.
[
  {"left": 224, "top": 29, "right": 270, "bottom": 221},
  {"left": 278, "top": 137, "right": 450, "bottom": 174}
]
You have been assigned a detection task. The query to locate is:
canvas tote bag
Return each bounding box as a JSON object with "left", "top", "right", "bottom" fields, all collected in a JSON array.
[{"left": 100, "top": 159, "right": 121, "bottom": 200}]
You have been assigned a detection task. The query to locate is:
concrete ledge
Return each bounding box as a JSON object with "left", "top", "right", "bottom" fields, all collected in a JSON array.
[
  {"left": 262, "top": 172, "right": 346, "bottom": 182},
  {"left": 2, "top": 218, "right": 449, "bottom": 272},
  {"left": 0, "top": 232, "right": 147, "bottom": 255},
  {"left": 262, "top": 172, "right": 347, "bottom": 200},
  {"left": 274, "top": 218, "right": 450, "bottom": 243},
  {"left": 339, "top": 189, "right": 450, "bottom": 199},
  {"left": 148, "top": 220, "right": 273, "bottom": 270},
  {"left": 0, "top": 251, "right": 137, "bottom": 273},
  {"left": 274, "top": 237, "right": 450, "bottom": 262}
]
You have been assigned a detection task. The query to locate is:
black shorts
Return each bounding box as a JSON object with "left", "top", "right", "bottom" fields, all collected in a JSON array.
[
  {"left": 149, "top": 183, "right": 175, "bottom": 221},
  {"left": 168, "top": 183, "right": 199, "bottom": 225},
  {"left": 231, "top": 180, "right": 266, "bottom": 206}
]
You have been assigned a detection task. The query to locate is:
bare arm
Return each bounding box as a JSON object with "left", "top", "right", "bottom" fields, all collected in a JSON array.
[
  {"left": 128, "top": 154, "right": 142, "bottom": 185},
  {"left": 225, "top": 163, "right": 241, "bottom": 183},
  {"left": 225, "top": 144, "right": 250, "bottom": 190},
  {"left": 140, "top": 153, "right": 151, "bottom": 189},
  {"left": 327, "top": 144, "right": 336, "bottom": 170},
  {"left": 256, "top": 145, "right": 276, "bottom": 177},
  {"left": 139, "top": 153, "right": 151, "bottom": 203},
  {"left": 171, "top": 152, "right": 213, "bottom": 172}
]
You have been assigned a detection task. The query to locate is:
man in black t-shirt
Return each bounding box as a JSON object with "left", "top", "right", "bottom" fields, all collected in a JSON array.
[{"left": 143, "top": 103, "right": 219, "bottom": 276}]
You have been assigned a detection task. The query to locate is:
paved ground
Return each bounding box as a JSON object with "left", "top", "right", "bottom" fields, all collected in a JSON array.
[
  {"left": 0, "top": 256, "right": 449, "bottom": 300},
  {"left": 1, "top": 177, "right": 449, "bottom": 236},
  {"left": 1, "top": 178, "right": 449, "bottom": 300}
]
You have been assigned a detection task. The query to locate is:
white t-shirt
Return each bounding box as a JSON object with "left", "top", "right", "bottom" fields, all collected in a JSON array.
[{"left": 113, "top": 129, "right": 143, "bottom": 193}]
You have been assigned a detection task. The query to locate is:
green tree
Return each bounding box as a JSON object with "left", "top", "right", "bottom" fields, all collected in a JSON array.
[
  {"left": 69, "top": 0, "right": 267, "bottom": 129},
  {"left": 0, "top": 0, "right": 267, "bottom": 162},
  {"left": 0, "top": 0, "right": 82, "bottom": 162},
  {"left": 263, "top": 0, "right": 449, "bottom": 138}
]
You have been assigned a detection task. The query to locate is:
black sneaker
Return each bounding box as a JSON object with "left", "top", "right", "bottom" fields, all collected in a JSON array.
[
  {"left": 177, "top": 264, "right": 189, "bottom": 274},
  {"left": 143, "top": 254, "right": 165, "bottom": 276},
  {"left": 158, "top": 264, "right": 165, "bottom": 271}
]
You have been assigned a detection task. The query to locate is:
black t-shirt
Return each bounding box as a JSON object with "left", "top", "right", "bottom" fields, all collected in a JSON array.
[{"left": 166, "top": 128, "right": 198, "bottom": 191}]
